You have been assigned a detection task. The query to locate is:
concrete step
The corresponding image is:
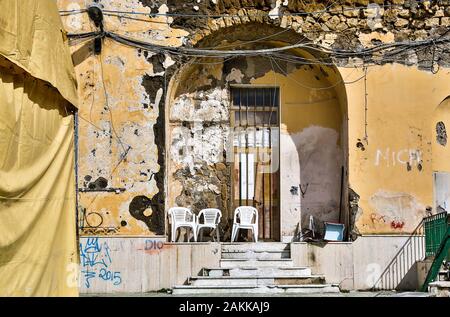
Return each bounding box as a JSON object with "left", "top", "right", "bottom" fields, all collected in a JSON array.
[
  {"left": 202, "top": 267, "right": 312, "bottom": 277},
  {"left": 438, "top": 270, "right": 449, "bottom": 281},
  {"left": 189, "top": 275, "right": 326, "bottom": 287},
  {"left": 221, "top": 250, "right": 290, "bottom": 260},
  {"left": 221, "top": 243, "right": 289, "bottom": 253},
  {"left": 172, "top": 284, "right": 340, "bottom": 295},
  {"left": 428, "top": 281, "right": 450, "bottom": 297},
  {"left": 220, "top": 259, "right": 294, "bottom": 269}
]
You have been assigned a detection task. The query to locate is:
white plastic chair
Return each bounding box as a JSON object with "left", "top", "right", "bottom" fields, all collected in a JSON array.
[
  {"left": 168, "top": 207, "right": 197, "bottom": 242},
  {"left": 231, "top": 206, "right": 258, "bottom": 242},
  {"left": 197, "top": 208, "right": 222, "bottom": 242}
]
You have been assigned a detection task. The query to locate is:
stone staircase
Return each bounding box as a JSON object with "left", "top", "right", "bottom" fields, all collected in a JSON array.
[
  {"left": 429, "top": 261, "right": 450, "bottom": 297},
  {"left": 172, "top": 243, "right": 340, "bottom": 295}
]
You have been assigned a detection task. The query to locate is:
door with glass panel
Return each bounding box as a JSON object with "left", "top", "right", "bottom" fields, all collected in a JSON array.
[{"left": 230, "top": 87, "right": 280, "bottom": 241}]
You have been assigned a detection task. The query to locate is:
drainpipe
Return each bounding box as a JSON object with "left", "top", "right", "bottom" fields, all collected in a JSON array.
[{"left": 74, "top": 109, "right": 80, "bottom": 252}]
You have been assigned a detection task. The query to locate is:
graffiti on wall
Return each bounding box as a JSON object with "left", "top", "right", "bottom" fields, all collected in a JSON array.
[
  {"left": 135, "top": 239, "right": 170, "bottom": 255},
  {"left": 80, "top": 238, "right": 122, "bottom": 288},
  {"left": 374, "top": 148, "right": 422, "bottom": 170},
  {"left": 78, "top": 207, "right": 120, "bottom": 235}
]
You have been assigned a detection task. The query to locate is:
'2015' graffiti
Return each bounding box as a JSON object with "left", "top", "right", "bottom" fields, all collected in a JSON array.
[{"left": 80, "top": 238, "right": 122, "bottom": 288}]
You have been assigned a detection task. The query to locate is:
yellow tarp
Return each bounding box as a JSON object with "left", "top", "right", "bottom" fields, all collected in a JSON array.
[
  {"left": 0, "top": 0, "right": 78, "bottom": 108},
  {"left": 0, "top": 0, "right": 79, "bottom": 296}
]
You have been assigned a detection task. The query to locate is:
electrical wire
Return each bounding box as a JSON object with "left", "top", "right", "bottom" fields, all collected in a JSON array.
[
  {"left": 269, "top": 56, "right": 367, "bottom": 90},
  {"left": 96, "top": 12, "right": 417, "bottom": 38},
  {"left": 65, "top": 2, "right": 450, "bottom": 70},
  {"left": 102, "top": 30, "right": 450, "bottom": 59},
  {"left": 77, "top": 114, "right": 128, "bottom": 148},
  {"left": 67, "top": 31, "right": 99, "bottom": 39},
  {"left": 98, "top": 52, "right": 129, "bottom": 160},
  {"left": 65, "top": 23, "right": 450, "bottom": 88},
  {"left": 67, "top": 28, "right": 450, "bottom": 77},
  {"left": 363, "top": 65, "right": 368, "bottom": 144},
  {"left": 102, "top": 12, "right": 170, "bottom": 25},
  {"left": 92, "top": 30, "right": 450, "bottom": 74}
]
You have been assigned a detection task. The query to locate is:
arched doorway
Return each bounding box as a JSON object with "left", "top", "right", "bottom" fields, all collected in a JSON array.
[
  {"left": 165, "top": 23, "right": 349, "bottom": 242},
  {"left": 432, "top": 96, "right": 450, "bottom": 214}
]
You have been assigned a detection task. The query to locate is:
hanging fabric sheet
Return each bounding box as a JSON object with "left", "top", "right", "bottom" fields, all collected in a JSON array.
[{"left": 0, "top": 0, "right": 79, "bottom": 296}]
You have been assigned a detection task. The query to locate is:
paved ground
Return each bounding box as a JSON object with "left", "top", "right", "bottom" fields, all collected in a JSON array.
[{"left": 82, "top": 291, "right": 431, "bottom": 297}]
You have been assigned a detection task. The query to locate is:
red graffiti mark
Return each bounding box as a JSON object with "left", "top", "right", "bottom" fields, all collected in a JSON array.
[{"left": 391, "top": 220, "right": 405, "bottom": 229}]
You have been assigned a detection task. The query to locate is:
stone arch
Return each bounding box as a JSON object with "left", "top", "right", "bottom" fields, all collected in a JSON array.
[
  {"left": 183, "top": 9, "right": 338, "bottom": 50},
  {"left": 186, "top": 9, "right": 304, "bottom": 46},
  {"left": 431, "top": 96, "right": 450, "bottom": 213},
  {"left": 164, "top": 22, "right": 349, "bottom": 241}
]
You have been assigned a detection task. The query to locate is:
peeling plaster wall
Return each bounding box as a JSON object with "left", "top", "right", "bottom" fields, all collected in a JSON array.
[
  {"left": 58, "top": 0, "right": 450, "bottom": 238},
  {"left": 168, "top": 87, "right": 232, "bottom": 225},
  {"left": 58, "top": 0, "right": 188, "bottom": 235},
  {"left": 167, "top": 54, "right": 346, "bottom": 240}
]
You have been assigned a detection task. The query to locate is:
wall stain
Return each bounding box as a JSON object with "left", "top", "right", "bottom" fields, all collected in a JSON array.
[
  {"left": 141, "top": 74, "right": 171, "bottom": 235},
  {"left": 88, "top": 177, "right": 108, "bottom": 190},
  {"left": 129, "top": 195, "right": 163, "bottom": 234}
]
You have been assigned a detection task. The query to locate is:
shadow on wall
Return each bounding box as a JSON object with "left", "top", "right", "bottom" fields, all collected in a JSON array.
[
  {"left": 290, "top": 126, "right": 344, "bottom": 234},
  {"left": 371, "top": 221, "right": 426, "bottom": 291}
]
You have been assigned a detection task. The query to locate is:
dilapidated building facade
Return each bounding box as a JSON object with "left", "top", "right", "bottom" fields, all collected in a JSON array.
[{"left": 57, "top": 0, "right": 450, "bottom": 294}]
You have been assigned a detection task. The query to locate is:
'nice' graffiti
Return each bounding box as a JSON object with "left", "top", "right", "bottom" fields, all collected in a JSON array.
[
  {"left": 79, "top": 238, "right": 122, "bottom": 288},
  {"left": 374, "top": 148, "right": 422, "bottom": 168}
]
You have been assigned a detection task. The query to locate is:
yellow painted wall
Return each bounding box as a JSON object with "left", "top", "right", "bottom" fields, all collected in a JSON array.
[
  {"left": 250, "top": 65, "right": 343, "bottom": 136},
  {"left": 342, "top": 65, "right": 450, "bottom": 233}
]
